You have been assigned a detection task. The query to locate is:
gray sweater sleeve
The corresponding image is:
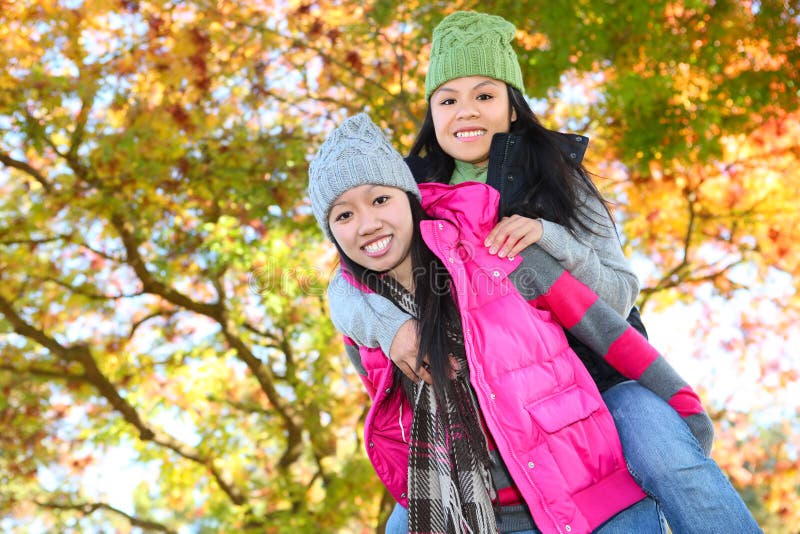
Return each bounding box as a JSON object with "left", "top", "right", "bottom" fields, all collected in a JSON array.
[
  {"left": 537, "top": 192, "right": 639, "bottom": 316},
  {"left": 326, "top": 268, "right": 412, "bottom": 355}
]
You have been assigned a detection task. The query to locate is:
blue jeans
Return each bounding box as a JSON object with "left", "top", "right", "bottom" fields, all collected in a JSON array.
[
  {"left": 384, "top": 503, "right": 406, "bottom": 534},
  {"left": 595, "top": 498, "right": 666, "bottom": 533},
  {"left": 385, "top": 495, "right": 665, "bottom": 533},
  {"left": 602, "top": 380, "right": 762, "bottom": 534},
  {"left": 386, "top": 382, "right": 761, "bottom": 534}
]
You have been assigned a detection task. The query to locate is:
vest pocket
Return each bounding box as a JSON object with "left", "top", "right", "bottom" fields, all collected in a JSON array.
[{"left": 525, "top": 385, "right": 601, "bottom": 433}]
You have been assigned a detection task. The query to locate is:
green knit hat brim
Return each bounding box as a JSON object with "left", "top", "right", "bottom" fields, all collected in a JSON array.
[{"left": 425, "top": 11, "right": 525, "bottom": 99}]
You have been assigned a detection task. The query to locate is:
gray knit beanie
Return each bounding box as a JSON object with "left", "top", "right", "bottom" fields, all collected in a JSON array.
[{"left": 308, "top": 113, "right": 421, "bottom": 241}]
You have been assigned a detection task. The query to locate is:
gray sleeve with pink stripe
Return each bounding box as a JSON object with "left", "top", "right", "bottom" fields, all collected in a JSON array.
[
  {"left": 509, "top": 244, "right": 714, "bottom": 455},
  {"left": 537, "top": 192, "right": 639, "bottom": 316}
]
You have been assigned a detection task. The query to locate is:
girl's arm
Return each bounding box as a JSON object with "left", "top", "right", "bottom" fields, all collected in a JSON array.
[
  {"left": 537, "top": 192, "right": 639, "bottom": 316},
  {"left": 487, "top": 192, "right": 639, "bottom": 316},
  {"left": 328, "top": 270, "right": 429, "bottom": 383},
  {"left": 327, "top": 269, "right": 411, "bottom": 354},
  {"left": 509, "top": 245, "right": 714, "bottom": 455}
]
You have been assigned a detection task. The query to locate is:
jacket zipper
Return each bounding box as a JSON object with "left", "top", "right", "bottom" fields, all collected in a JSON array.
[{"left": 497, "top": 135, "right": 514, "bottom": 215}]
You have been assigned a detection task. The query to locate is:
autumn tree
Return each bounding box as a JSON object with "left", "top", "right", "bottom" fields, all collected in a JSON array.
[
  {"left": 1, "top": 0, "right": 798, "bottom": 532},
  {"left": 0, "top": 0, "right": 387, "bottom": 531}
]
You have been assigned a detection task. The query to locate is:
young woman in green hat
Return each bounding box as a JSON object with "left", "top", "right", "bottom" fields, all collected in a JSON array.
[{"left": 325, "top": 11, "right": 761, "bottom": 534}]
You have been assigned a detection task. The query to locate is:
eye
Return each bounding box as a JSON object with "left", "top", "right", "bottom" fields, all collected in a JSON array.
[
  {"left": 332, "top": 210, "right": 352, "bottom": 222},
  {"left": 476, "top": 93, "right": 494, "bottom": 101},
  {"left": 437, "top": 97, "right": 456, "bottom": 106},
  {"left": 373, "top": 195, "right": 390, "bottom": 206}
]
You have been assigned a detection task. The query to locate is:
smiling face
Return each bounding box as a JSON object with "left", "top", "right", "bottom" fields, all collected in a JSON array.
[
  {"left": 328, "top": 184, "right": 415, "bottom": 290},
  {"left": 430, "top": 75, "right": 517, "bottom": 167}
]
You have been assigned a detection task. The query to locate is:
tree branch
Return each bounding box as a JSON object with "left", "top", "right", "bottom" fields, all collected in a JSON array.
[
  {"left": 109, "top": 209, "right": 300, "bottom": 465},
  {"left": 72, "top": 239, "right": 125, "bottom": 263},
  {"left": 0, "top": 153, "right": 52, "bottom": 193},
  {"left": 109, "top": 208, "right": 302, "bottom": 469},
  {"left": 40, "top": 123, "right": 302, "bottom": 483},
  {"left": 205, "top": 393, "right": 271, "bottom": 416},
  {"left": 639, "top": 258, "right": 747, "bottom": 305},
  {"left": 0, "top": 294, "right": 67, "bottom": 355},
  {"left": 241, "top": 321, "right": 282, "bottom": 347},
  {"left": 219, "top": 324, "right": 302, "bottom": 469},
  {"left": 0, "top": 362, "right": 89, "bottom": 384},
  {"left": 129, "top": 310, "right": 177, "bottom": 340},
  {"left": 67, "top": 87, "right": 95, "bottom": 162},
  {"left": 637, "top": 186, "right": 697, "bottom": 310},
  {"left": 0, "top": 234, "right": 71, "bottom": 247},
  {"left": 110, "top": 212, "right": 222, "bottom": 317},
  {"left": 0, "top": 294, "right": 247, "bottom": 506},
  {"left": 260, "top": 25, "right": 417, "bottom": 119},
  {"left": 39, "top": 275, "right": 144, "bottom": 300},
  {"left": 35, "top": 499, "right": 176, "bottom": 534}
]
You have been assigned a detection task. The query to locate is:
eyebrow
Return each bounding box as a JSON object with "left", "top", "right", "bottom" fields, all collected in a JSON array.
[
  {"left": 330, "top": 185, "right": 381, "bottom": 210},
  {"left": 434, "top": 79, "right": 500, "bottom": 97}
]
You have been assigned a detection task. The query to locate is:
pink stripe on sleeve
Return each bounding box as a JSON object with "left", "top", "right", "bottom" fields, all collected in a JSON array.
[
  {"left": 668, "top": 386, "right": 705, "bottom": 417},
  {"left": 546, "top": 272, "right": 600, "bottom": 329},
  {"left": 605, "top": 328, "right": 660, "bottom": 379}
]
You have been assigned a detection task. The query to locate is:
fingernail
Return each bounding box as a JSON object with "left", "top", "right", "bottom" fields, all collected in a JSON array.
[
  {"left": 484, "top": 240, "right": 492, "bottom": 247},
  {"left": 498, "top": 250, "right": 506, "bottom": 258},
  {"left": 489, "top": 247, "right": 497, "bottom": 254}
]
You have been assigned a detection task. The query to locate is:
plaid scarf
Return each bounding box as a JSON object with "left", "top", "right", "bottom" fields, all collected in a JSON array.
[{"left": 380, "top": 277, "right": 497, "bottom": 534}]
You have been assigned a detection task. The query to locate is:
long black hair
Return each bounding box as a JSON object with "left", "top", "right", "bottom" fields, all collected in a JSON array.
[
  {"left": 333, "top": 192, "right": 460, "bottom": 402},
  {"left": 408, "top": 85, "right": 614, "bottom": 237}
]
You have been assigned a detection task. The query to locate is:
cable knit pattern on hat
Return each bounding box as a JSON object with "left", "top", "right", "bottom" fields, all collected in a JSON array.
[
  {"left": 425, "top": 11, "right": 525, "bottom": 99},
  {"left": 307, "top": 113, "right": 421, "bottom": 241}
]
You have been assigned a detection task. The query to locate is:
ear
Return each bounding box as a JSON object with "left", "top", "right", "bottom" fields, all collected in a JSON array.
[{"left": 510, "top": 107, "right": 517, "bottom": 123}]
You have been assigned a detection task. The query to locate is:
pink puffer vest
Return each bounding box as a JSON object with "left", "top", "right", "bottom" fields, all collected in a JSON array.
[{"left": 345, "top": 183, "right": 645, "bottom": 534}]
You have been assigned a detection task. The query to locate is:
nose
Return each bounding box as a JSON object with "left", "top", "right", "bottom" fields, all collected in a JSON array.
[
  {"left": 456, "top": 100, "right": 479, "bottom": 119},
  {"left": 358, "top": 213, "right": 382, "bottom": 235}
]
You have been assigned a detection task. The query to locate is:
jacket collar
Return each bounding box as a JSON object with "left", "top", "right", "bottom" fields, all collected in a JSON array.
[
  {"left": 404, "top": 130, "right": 590, "bottom": 183},
  {"left": 490, "top": 131, "right": 589, "bottom": 165},
  {"left": 419, "top": 182, "right": 501, "bottom": 240}
]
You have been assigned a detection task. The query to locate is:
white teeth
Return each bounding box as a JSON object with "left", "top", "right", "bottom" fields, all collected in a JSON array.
[
  {"left": 456, "top": 130, "right": 486, "bottom": 138},
  {"left": 363, "top": 237, "right": 391, "bottom": 253}
]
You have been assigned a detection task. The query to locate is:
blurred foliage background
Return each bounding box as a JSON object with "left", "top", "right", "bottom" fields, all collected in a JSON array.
[{"left": 0, "top": 0, "right": 798, "bottom": 532}]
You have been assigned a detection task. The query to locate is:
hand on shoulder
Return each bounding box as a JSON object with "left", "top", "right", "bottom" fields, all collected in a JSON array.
[{"left": 484, "top": 215, "right": 543, "bottom": 260}]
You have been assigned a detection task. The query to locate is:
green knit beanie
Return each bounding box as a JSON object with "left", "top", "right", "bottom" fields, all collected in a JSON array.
[{"left": 425, "top": 11, "right": 525, "bottom": 99}]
